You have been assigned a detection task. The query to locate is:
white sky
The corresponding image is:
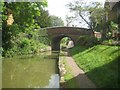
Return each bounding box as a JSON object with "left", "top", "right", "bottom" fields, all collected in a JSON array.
[
  {"left": 47, "top": 0, "right": 105, "bottom": 27},
  {"left": 47, "top": 0, "right": 71, "bottom": 23}
]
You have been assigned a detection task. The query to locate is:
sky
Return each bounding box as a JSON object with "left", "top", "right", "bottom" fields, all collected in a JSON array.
[
  {"left": 47, "top": 0, "right": 71, "bottom": 24},
  {"left": 47, "top": 0, "right": 105, "bottom": 27}
]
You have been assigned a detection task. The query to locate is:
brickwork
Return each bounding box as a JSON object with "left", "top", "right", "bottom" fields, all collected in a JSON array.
[{"left": 46, "top": 27, "right": 94, "bottom": 51}]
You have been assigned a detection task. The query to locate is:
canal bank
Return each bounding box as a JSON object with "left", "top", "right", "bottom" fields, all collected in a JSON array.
[{"left": 59, "top": 51, "right": 96, "bottom": 88}]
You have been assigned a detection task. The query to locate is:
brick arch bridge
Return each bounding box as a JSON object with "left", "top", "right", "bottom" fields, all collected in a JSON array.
[{"left": 46, "top": 27, "right": 94, "bottom": 51}]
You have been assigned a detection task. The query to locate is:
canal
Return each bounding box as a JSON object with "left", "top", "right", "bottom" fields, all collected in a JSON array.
[{"left": 2, "top": 51, "right": 60, "bottom": 88}]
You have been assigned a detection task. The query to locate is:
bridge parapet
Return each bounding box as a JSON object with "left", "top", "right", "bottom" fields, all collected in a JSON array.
[
  {"left": 46, "top": 27, "right": 94, "bottom": 51},
  {"left": 46, "top": 27, "right": 93, "bottom": 38}
]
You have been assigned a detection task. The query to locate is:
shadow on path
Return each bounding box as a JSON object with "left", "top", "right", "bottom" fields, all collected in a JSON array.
[
  {"left": 86, "top": 56, "right": 119, "bottom": 88},
  {"left": 62, "top": 55, "right": 119, "bottom": 88},
  {"left": 61, "top": 55, "right": 97, "bottom": 88}
]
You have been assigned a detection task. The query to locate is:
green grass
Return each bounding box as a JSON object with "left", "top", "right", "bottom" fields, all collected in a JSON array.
[
  {"left": 63, "top": 59, "right": 78, "bottom": 88},
  {"left": 70, "top": 45, "right": 119, "bottom": 88},
  {"left": 59, "top": 52, "right": 78, "bottom": 88}
]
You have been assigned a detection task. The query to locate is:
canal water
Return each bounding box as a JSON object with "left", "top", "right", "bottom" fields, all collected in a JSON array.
[{"left": 2, "top": 52, "right": 60, "bottom": 88}]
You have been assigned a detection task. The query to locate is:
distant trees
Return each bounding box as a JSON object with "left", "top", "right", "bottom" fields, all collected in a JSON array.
[
  {"left": 50, "top": 15, "right": 64, "bottom": 27},
  {"left": 36, "top": 9, "right": 51, "bottom": 28},
  {"left": 65, "top": 15, "right": 74, "bottom": 26},
  {"left": 36, "top": 10, "right": 64, "bottom": 28}
]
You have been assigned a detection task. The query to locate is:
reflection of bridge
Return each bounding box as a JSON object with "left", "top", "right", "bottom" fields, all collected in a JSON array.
[{"left": 46, "top": 27, "right": 94, "bottom": 51}]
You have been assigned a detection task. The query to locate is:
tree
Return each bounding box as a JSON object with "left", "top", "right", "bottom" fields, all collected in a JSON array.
[
  {"left": 0, "top": 2, "right": 3, "bottom": 30},
  {"left": 36, "top": 9, "right": 51, "bottom": 28},
  {"left": 65, "top": 15, "right": 74, "bottom": 26},
  {"left": 2, "top": 2, "right": 48, "bottom": 56},
  {"left": 0, "top": 2, "right": 3, "bottom": 48},
  {"left": 66, "top": 1, "right": 110, "bottom": 39},
  {"left": 50, "top": 15, "right": 64, "bottom": 27}
]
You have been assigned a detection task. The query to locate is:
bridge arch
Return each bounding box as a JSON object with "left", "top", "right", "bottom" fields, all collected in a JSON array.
[
  {"left": 51, "top": 34, "right": 75, "bottom": 51},
  {"left": 46, "top": 27, "right": 94, "bottom": 51}
]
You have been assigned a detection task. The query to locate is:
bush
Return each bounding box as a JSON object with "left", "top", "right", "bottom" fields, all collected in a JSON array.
[
  {"left": 3, "top": 35, "right": 49, "bottom": 57},
  {"left": 76, "top": 36, "right": 98, "bottom": 46},
  {"left": 19, "top": 38, "right": 31, "bottom": 48},
  {"left": 102, "top": 39, "right": 120, "bottom": 46},
  {"left": 2, "top": 28, "right": 51, "bottom": 57}
]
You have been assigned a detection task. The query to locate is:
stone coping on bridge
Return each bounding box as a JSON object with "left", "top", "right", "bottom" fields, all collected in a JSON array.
[{"left": 45, "top": 26, "right": 91, "bottom": 30}]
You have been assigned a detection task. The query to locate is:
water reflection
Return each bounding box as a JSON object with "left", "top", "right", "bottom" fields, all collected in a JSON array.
[
  {"left": 45, "top": 74, "right": 59, "bottom": 88},
  {"left": 2, "top": 53, "right": 59, "bottom": 88}
]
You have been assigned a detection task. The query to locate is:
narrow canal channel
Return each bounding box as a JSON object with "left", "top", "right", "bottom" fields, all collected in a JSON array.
[{"left": 2, "top": 51, "right": 60, "bottom": 88}]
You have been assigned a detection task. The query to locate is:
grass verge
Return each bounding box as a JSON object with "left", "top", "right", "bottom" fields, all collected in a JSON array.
[
  {"left": 62, "top": 59, "right": 78, "bottom": 88},
  {"left": 70, "top": 45, "right": 119, "bottom": 88},
  {"left": 59, "top": 51, "right": 78, "bottom": 88}
]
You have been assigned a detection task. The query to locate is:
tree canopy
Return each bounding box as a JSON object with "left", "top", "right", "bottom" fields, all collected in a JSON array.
[
  {"left": 36, "top": 9, "right": 51, "bottom": 28},
  {"left": 66, "top": 1, "right": 108, "bottom": 31},
  {"left": 2, "top": 2, "right": 48, "bottom": 56},
  {"left": 50, "top": 15, "right": 64, "bottom": 27},
  {"left": 1, "top": 1, "right": 65, "bottom": 57}
]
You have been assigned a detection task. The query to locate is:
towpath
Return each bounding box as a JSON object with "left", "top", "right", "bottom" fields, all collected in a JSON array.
[{"left": 61, "top": 51, "right": 97, "bottom": 88}]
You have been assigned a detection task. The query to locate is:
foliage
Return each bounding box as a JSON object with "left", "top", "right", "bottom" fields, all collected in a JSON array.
[
  {"left": 102, "top": 39, "right": 113, "bottom": 45},
  {"left": 38, "top": 28, "right": 50, "bottom": 45},
  {"left": 60, "top": 37, "right": 68, "bottom": 47},
  {"left": 36, "top": 9, "right": 51, "bottom": 28},
  {"left": 102, "top": 39, "right": 119, "bottom": 46},
  {"left": 50, "top": 15, "right": 64, "bottom": 27},
  {"left": 3, "top": 30, "right": 48, "bottom": 57},
  {"left": 105, "top": 21, "right": 119, "bottom": 40},
  {"left": 110, "top": 21, "right": 119, "bottom": 31},
  {"left": 65, "top": 15, "right": 75, "bottom": 26},
  {"left": 66, "top": 1, "right": 107, "bottom": 30},
  {"left": 0, "top": 2, "right": 4, "bottom": 29},
  {"left": 60, "top": 52, "right": 78, "bottom": 88},
  {"left": 2, "top": 2, "right": 49, "bottom": 57},
  {"left": 66, "top": 1, "right": 112, "bottom": 40},
  {"left": 70, "top": 45, "right": 119, "bottom": 88},
  {"left": 0, "top": 47, "right": 3, "bottom": 58},
  {"left": 63, "top": 59, "right": 78, "bottom": 88},
  {"left": 76, "top": 36, "right": 98, "bottom": 46},
  {"left": 36, "top": 10, "right": 64, "bottom": 28}
]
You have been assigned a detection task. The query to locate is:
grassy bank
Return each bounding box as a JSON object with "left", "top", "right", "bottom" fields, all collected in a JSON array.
[
  {"left": 59, "top": 52, "right": 77, "bottom": 88},
  {"left": 70, "top": 45, "right": 119, "bottom": 88},
  {"left": 63, "top": 58, "right": 77, "bottom": 88}
]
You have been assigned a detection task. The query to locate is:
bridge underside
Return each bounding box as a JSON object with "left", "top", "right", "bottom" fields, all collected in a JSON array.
[{"left": 51, "top": 35, "right": 77, "bottom": 51}]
